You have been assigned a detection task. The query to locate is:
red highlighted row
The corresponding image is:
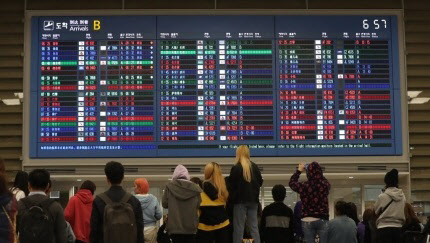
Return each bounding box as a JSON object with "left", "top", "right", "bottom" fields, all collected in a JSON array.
[
  {"left": 161, "top": 101, "right": 196, "bottom": 106},
  {"left": 108, "top": 85, "right": 154, "bottom": 90},
  {"left": 107, "top": 136, "right": 153, "bottom": 142},
  {"left": 346, "top": 125, "right": 391, "bottom": 130}
]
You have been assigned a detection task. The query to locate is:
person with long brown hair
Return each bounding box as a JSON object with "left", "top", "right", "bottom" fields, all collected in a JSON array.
[
  {"left": 228, "top": 145, "right": 263, "bottom": 243},
  {"left": 357, "top": 208, "right": 377, "bottom": 243},
  {"left": 401, "top": 203, "right": 424, "bottom": 243},
  {"left": 197, "top": 162, "right": 230, "bottom": 243},
  {"left": 0, "top": 167, "right": 18, "bottom": 243}
]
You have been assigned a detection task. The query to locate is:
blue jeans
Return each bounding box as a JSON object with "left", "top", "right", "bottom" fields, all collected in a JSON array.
[
  {"left": 302, "top": 219, "right": 328, "bottom": 243},
  {"left": 233, "top": 203, "right": 260, "bottom": 243}
]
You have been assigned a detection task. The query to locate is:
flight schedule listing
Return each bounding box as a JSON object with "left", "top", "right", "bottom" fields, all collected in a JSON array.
[{"left": 29, "top": 15, "right": 402, "bottom": 158}]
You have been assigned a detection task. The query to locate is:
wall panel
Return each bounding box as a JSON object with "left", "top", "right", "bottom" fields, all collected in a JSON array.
[
  {"left": 217, "top": 0, "right": 305, "bottom": 9},
  {"left": 126, "top": 0, "right": 215, "bottom": 9},
  {"left": 308, "top": 0, "right": 402, "bottom": 9},
  {"left": 0, "top": 0, "right": 23, "bottom": 174},
  {"left": 27, "top": 0, "right": 122, "bottom": 10}
]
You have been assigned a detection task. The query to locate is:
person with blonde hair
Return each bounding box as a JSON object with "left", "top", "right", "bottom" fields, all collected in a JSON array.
[
  {"left": 228, "top": 145, "right": 263, "bottom": 243},
  {"left": 134, "top": 178, "right": 162, "bottom": 243},
  {"left": 197, "top": 162, "right": 230, "bottom": 243}
]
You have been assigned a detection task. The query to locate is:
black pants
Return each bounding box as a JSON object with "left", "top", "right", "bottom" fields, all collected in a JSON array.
[
  {"left": 171, "top": 234, "right": 196, "bottom": 243},
  {"left": 197, "top": 227, "right": 230, "bottom": 243},
  {"left": 377, "top": 227, "right": 402, "bottom": 243}
]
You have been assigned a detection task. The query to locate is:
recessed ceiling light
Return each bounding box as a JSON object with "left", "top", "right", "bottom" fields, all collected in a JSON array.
[
  {"left": 2, "top": 99, "right": 20, "bottom": 106},
  {"left": 409, "top": 97, "right": 430, "bottom": 104},
  {"left": 77, "top": 179, "right": 82, "bottom": 182},
  {"left": 349, "top": 176, "right": 354, "bottom": 179},
  {"left": 407, "top": 91, "right": 422, "bottom": 99}
]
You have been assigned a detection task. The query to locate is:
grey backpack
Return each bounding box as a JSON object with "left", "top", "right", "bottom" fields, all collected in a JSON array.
[{"left": 98, "top": 193, "right": 137, "bottom": 243}]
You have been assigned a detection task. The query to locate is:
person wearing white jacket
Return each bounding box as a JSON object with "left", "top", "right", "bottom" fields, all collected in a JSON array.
[{"left": 374, "top": 169, "right": 406, "bottom": 243}]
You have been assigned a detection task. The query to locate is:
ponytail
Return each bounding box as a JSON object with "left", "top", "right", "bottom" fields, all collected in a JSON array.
[
  {"left": 204, "top": 162, "right": 229, "bottom": 202},
  {"left": 235, "top": 145, "right": 252, "bottom": 182}
]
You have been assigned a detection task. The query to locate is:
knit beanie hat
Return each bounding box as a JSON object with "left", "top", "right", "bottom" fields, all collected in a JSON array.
[
  {"left": 384, "top": 169, "right": 399, "bottom": 188},
  {"left": 172, "top": 164, "right": 190, "bottom": 180},
  {"left": 134, "top": 178, "right": 149, "bottom": 194}
]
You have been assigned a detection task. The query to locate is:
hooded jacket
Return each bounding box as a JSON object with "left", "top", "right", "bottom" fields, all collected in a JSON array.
[
  {"left": 162, "top": 179, "right": 202, "bottom": 235},
  {"left": 198, "top": 182, "right": 229, "bottom": 231},
  {"left": 64, "top": 189, "right": 94, "bottom": 243},
  {"left": 134, "top": 194, "right": 162, "bottom": 228},
  {"left": 0, "top": 194, "right": 17, "bottom": 243},
  {"left": 374, "top": 187, "right": 405, "bottom": 229},
  {"left": 289, "top": 162, "right": 331, "bottom": 220}
]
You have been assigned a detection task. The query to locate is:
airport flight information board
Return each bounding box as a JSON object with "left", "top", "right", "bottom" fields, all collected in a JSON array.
[{"left": 29, "top": 15, "right": 403, "bottom": 158}]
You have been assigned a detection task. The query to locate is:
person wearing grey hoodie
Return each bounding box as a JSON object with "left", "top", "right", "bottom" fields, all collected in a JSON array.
[
  {"left": 162, "top": 165, "right": 202, "bottom": 243},
  {"left": 374, "top": 169, "right": 406, "bottom": 243}
]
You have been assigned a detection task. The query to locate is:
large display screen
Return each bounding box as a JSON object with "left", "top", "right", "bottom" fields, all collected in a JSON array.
[{"left": 28, "top": 15, "right": 402, "bottom": 158}]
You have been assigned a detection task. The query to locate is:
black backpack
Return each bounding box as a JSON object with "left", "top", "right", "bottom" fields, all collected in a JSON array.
[
  {"left": 98, "top": 193, "right": 137, "bottom": 243},
  {"left": 19, "top": 198, "right": 55, "bottom": 243},
  {"left": 403, "top": 231, "right": 425, "bottom": 243}
]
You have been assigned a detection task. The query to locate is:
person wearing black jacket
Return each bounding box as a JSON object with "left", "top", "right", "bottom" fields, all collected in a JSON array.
[
  {"left": 90, "top": 161, "right": 144, "bottom": 243},
  {"left": 229, "top": 145, "right": 263, "bottom": 243},
  {"left": 260, "top": 184, "right": 294, "bottom": 243}
]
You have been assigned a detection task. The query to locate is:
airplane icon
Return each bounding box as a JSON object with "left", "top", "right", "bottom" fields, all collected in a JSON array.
[{"left": 43, "top": 21, "right": 54, "bottom": 31}]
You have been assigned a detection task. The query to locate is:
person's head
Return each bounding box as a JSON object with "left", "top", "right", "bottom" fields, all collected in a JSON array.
[
  {"left": 105, "top": 161, "right": 124, "bottom": 185},
  {"left": 80, "top": 180, "right": 97, "bottom": 195},
  {"left": 172, "top": 165, "right": 190, "bottom": 180},
  {"left": 28, "top": 169, "right": 50, "bottom": 192},
  {"left": 272, "top": 184, "right": 287, "bottom": 202},
  {"left": 362, "top": 208, "right": 376, "bottom": 223},
  {"left": 335, "top": 200, "right": 348, "bottom": 216},
  {"left": 204, "top": 162, "right": 228, "bottom": 202},
  {"left": 384, "top": 169, "right": 399, "bottom": 188},
  {"left": 345, "top": 202, "right": 359, "bottom": 224},
  {"left": 190, "top": 177, "right": 202, "bottom": 189},
  {"left": 235, "top": 145, "right": 252, "bottom": 182},
  {"left": 134, "top": 178, "right": 149, "bottom": 194},
  {"left": 404, "top": 203, "right": 420, "bottom": 225},
  {"left": 0, "top": 172, "right": 11, "bottom": 197},
  {"left": 305, "top": 161, "right": 324, "bottom": 181},
  {"left": 13, "top": 171, "right": 29, "bottom": 196}
]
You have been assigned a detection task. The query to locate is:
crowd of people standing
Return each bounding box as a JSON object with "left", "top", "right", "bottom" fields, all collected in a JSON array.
[{"left": 0, "top": 146, "right": 429, "bottom": 243}]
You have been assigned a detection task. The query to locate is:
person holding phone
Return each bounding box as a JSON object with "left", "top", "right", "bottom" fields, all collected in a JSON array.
[{"left": 289, "top": 162, "right": 331, "bottom": 243}]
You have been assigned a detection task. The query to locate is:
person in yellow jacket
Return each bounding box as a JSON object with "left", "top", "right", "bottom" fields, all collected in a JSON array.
[{"left": 197, "top": 162, "right": 230, "bottom": 243}]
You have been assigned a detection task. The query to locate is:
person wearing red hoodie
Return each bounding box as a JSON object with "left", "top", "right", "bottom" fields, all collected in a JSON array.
[{"left": 65, "top": 180, "right": 96, "bottom": 243}]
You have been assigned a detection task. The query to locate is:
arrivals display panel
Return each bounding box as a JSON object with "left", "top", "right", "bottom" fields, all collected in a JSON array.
[{"left": 28, "top": 15, "right": 403, "bottom": 157}]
